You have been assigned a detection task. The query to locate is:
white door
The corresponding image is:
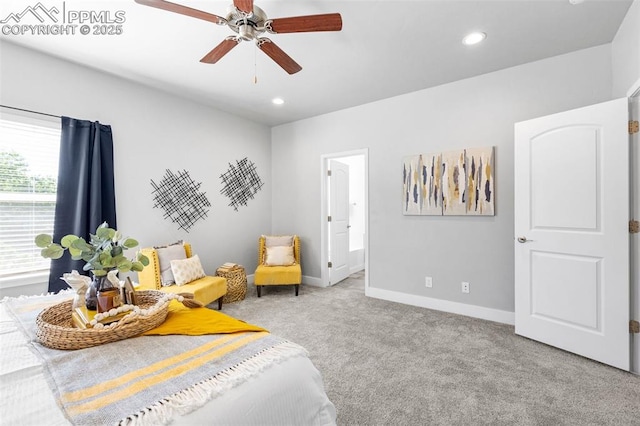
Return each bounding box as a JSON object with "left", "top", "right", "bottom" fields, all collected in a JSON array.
[
  {"left": 329, "top": 160, "right": 350, "bottom": 284},
  {"left": 514, "top": 98, "right": 630, "bottom": 370}
]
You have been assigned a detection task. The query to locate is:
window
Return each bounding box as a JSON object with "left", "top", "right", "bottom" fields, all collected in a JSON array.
[{"left": 0, "top": 112, "right": 60, "bottom": 286}]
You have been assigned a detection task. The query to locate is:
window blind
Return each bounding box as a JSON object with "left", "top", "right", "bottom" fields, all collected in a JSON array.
[{"left": 0, "top": 116, "right": 60, "bottom": 278}]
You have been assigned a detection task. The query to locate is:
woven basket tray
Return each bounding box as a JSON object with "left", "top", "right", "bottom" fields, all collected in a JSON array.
[
  {"left": 35, "top": 290, "right": 169, "bottom": 350},
  {"left": 217, "top": 265, "right": 247, "bottom": 304}
]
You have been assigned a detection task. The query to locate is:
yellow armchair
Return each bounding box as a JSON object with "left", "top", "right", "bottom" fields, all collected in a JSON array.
[
  {"left": 137, "top": 243, "right": 227, "bottom": 309},
  {"left": 254, "top": 235, "right": 301, "bottom": 297}
]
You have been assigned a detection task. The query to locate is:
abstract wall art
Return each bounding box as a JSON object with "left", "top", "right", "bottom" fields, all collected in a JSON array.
[
  {"left": 403, "top": 146, "right": 494, "bottom": 216},
  {"left": 464, "top": 146, "right": 495, "bottom": 216},
  {"left": 442, "top": 150, "right": 467, "bottom": 216},
  {"left": 151, "top": 169, "right": 211, "bottom": 232},
  {"left": 402, "top": 153, "right": 442, "bottom": 215},
  {"left": 220, "top": 157, "right": 264, "bottom": 211}
]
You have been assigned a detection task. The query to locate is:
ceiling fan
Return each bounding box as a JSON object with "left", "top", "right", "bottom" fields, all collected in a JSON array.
[{"left": 134, "top": 0, "right": 343, "bottom": 74}]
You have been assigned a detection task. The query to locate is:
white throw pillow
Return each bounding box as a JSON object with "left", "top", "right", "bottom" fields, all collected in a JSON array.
[
  {"left": 155, "top": 243, "right": 186, "bottom": 286},
  {"left": 264, "top": 246, "right": 295, "bottom": 266},
  {"left": 170, "top": 255, "right": 206, "bottom": 286},
  {"left": 264, "top": 235, "right": 294, "bottom": 248}
]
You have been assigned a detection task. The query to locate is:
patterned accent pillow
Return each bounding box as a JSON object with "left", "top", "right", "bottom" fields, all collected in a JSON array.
[
  {"left": 264, "top": 235, "right": 294, "bottom": 248},
  {"left": 170, "top": 254, "right": 206, "bottom": 286},
  {"left": 155, "top": 242, "right": 186, "bottom": 286},
  {"left": 264, "top": 246, "right": 296, "bottom": 266}
]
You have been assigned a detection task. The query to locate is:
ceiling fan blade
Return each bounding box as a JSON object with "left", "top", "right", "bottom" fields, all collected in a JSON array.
[
  {"left": 257, "top": 39, "right": 302, "bottom": 74},
  {"left": 233, "top": 0, "right": 254, "bottom": 14},
  {"left": 267, "top": 13, "right": 342, "bottom": 34},
  {"left": 134, "top": 0, "right": 226, "bottom": 24},
  {"left": 200, "top": 38, "right": 241, "bottom": 63}
]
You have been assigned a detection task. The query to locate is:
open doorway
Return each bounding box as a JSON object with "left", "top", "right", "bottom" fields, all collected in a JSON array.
[{"left": 320, "top": 149, "right": 368, "bottom": 288}]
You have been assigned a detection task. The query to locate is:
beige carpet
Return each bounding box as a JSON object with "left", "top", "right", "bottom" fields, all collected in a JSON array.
[{"left": 218, "top": 272, "right": 640, "bottom": 425}]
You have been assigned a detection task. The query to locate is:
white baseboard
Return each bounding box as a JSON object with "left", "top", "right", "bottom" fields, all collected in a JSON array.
[
  {"left": 349, "top": 264, "right": 365, "bottom": 274},
  {"left": 366, "top": 287, "right": 515, "bottom": 325},
  {"left": 247, "top": 274, "right": 324, "bottom": 288},
  {"left": 303, "top": 275, "right": 325, "bottom": 287}
]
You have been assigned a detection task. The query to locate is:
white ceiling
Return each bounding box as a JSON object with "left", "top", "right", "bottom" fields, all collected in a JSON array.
[{"left": 0, "top": 0, "right": 632, "bottom": 126}]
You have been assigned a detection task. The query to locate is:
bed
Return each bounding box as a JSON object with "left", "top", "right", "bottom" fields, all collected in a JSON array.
[{"left": 0, "top": 291, "right": 336, "bottom": 425}]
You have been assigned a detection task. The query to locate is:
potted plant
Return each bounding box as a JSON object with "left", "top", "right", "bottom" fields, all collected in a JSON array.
[{"left": 36, "top": 222, "right": 149, "bottom": 310}]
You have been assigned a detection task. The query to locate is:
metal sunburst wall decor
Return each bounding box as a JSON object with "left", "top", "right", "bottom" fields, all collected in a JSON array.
[
  {"left": 150, "top": 169, "right": 211, "bottom": 232},
  {"left": 220, "top": 157, "right": 264, "bottom": 211}
]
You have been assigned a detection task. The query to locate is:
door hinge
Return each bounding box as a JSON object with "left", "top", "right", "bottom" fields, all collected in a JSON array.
[
  {"left": 630, "top": 220, "right": 640, "bottom": 234},
  {"left": 328, "top": 215, "right": 332, "bottom": 222},
  {"left": 630, "top": 120, "right": 639, "bottom": 135},
  {"left": 328, "top": 261, "right": 332, "bottom": 268},
  {"left": 630, "top": 320, "right": 640, "bottom": 334},
  {"left": 327, "top": 170, "right": 332, "bottom": 176}
]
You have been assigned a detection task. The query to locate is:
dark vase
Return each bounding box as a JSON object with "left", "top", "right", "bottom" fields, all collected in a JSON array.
[{"left": 85, "top": 275, "right": 103, "bottom": 311}]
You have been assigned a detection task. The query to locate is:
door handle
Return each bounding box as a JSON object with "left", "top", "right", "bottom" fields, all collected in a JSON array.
[{"left": 517, "top": 236, "right": 533, "bottom": 243}]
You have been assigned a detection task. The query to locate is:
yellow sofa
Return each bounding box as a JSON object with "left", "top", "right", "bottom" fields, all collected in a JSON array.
[
  {"left": 254, "top": 235, "right": 302, "bottom": 297},
  {"left": 137, "top": 243, "right": 227, "bottom": 309}
]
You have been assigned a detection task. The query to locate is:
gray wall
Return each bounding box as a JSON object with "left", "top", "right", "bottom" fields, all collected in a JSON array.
[
  {"left": 271, "top": 45, "right": 613, "bottom": 313},
  {"left": 2, "top": 6, "right": 637, "bottom": 312},
  {"left": 611, "top": 0, "right": 640, "bottom": 98},
  {"left": 0, "top": 41, "right": 272, "bottom": 296}
]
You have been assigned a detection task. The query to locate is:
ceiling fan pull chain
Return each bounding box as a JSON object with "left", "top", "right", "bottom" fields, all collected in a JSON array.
[{"left": 254, "top": 44, "right": 258, "bottom": 84}]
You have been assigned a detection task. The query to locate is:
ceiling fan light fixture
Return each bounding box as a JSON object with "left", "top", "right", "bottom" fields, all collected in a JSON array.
[
  {"left": 462, "top": 31, "right": 487, "bottom": 46},
  {"left": 238, "top": 23, "right": 256, "bottom": 41},
  {"left": 272, "top": 98, "right": 285, "bottom": 105}
]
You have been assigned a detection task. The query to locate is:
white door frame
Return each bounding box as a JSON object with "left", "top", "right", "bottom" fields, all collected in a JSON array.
[
  {"left": 320, "top": 149, "right": 369, "bottom": 288},
  {"left": 628, "top": 77, "right": 640, "bottom": 375}
]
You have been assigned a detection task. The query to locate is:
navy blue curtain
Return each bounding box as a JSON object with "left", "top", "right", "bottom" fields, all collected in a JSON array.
[{"left": 48, "top": 117, "right": 117, "bottom": 293}]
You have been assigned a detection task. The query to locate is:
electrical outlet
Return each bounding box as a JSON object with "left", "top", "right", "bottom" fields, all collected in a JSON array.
[
  {"left": 462, "top": 281, "right": 470, "bottom": 293},
  {"left": 425, "top": 276, "right": 433, "bottom": 288}
]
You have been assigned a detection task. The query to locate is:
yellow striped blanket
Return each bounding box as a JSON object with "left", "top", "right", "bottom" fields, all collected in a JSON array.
[{"left": 4, "top": 292, "right": 307, "bottom": 425}]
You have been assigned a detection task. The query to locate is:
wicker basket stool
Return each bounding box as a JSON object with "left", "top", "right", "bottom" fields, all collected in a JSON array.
[{"left": 217, "top": 264, "right": 247, "bottom": 303}]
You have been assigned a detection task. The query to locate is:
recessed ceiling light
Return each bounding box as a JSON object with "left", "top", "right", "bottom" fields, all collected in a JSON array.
[
  {"left": 462, "top": 32, "right": 487, "bottom": 46},
  {"left": 569, "top": 0, "right": 585, "bottom": 4},
  {"left": 272, "top": 98, "right": 284, "bottom": 105}
]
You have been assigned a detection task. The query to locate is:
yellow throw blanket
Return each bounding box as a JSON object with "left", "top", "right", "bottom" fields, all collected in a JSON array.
[{"left": 143, "top": 300, "right": 266, "bottom": 335}]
